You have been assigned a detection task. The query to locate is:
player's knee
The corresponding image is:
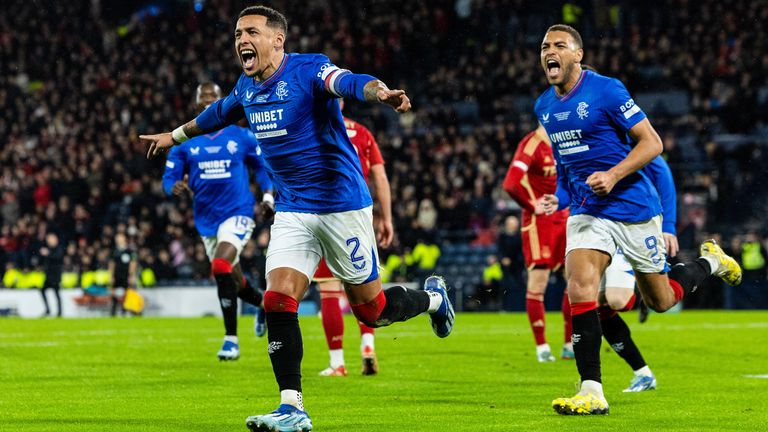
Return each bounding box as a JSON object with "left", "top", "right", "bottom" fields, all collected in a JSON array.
[
  {"left": 606, "top": 292, "right": 634, "bottom": 311},
  {"left": 525, "top": 290, "right": 545, "bottom": 301},
  {"left": 263, "top": 290, "right": 299, "bottom": 313},
  {"left": 643, "top": 295, "right": 672, "bottom": 313},
  {"left": 350, "top": 291, "right": 386, "bottom": 328},
  {"left": 211, "top": 258, "right": 233, "bottom": 275},
  {"left": 566, "top": 278, "right": 597, "bottom": 302}
]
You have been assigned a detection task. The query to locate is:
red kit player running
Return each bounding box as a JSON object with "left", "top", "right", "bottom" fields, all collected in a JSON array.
[
  {"left": 503, "top": 127, "right": 572, "bottom": 362},
  {"left": 316, "top": 100, "right": 393, "bottom": 376}
]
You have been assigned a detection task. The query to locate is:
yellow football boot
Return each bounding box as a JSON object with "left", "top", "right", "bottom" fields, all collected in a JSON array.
[
  {"left": 552, "top": 393, "right": 609, "bottom": 415},
  {"left": 700, "top": 239, "right": 742, "bottom": 286}
]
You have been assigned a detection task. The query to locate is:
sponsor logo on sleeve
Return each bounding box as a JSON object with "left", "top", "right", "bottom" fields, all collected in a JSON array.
[{"left": 620, "top": 99, "right": 641, "bottom": 119}]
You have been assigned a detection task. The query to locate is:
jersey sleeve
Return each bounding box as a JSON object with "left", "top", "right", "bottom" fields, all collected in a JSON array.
[
  {"left": 242, "top": 130, "right": 274, "bottom": 192},
  {"left": 309, "top": 54, "right": 377, "bottom": 101},
  {"left": 603, "top": 78, "right": 647, "bottom": 132},
  {"left": 644, "top": 156, "right": 677, "bottom": 234},
  {"left": 196, "top": 77, "right": 246, "bottom": 133},
  {"left": 502, "top": 133, "right": 538, "bottom": 212},
  {"left": 162, "top": 146, "right": 186, "bottom": 196}
]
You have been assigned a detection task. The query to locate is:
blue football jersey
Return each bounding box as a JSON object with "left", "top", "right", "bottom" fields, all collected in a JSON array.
[
  {"left": 196, "top": 53, "right": 372, "bottom": 214},
  {"left": 535, "top": 70, "right": 661, "bottom": 222},
  {"left": 162, "top": 125, "right": 272, "bottom": 237}
]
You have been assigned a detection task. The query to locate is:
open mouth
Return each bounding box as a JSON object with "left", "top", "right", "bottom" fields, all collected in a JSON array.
[
  {"left": 546, "top": 59, "right": 561, "bottom": 78},
  {"left": 240, "top": 48, "right": 256, "bottom": 69}
]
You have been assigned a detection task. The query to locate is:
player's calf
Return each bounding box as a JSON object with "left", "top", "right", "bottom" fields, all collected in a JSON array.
[{"left": 212, "top": 258, "right": 239, "bottom": 337}]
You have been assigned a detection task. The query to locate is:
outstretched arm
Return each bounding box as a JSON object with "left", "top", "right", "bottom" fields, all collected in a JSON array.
[
  {"left": 142, "top": 83, "right": 244, "bottom": 159},
  {"left": 319, "top": 62, "right": 411, "bottom": 113}
]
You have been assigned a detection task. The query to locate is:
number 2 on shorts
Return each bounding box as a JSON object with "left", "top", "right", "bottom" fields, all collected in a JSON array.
[{"left": 346, "top": 237, "right": 366, "bottom": 270}]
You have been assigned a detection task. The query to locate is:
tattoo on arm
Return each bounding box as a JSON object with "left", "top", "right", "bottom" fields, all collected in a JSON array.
[
  {"left": 363, "top": 80, "right": 388, "bottom": 103},
  {"left": 181, "top": 120, "right": 204, "bottom": 139}
]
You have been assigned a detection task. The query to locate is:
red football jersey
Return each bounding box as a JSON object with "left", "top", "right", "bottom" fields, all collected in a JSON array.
[
  {"left": 503, "top": 131, "right": 558, "bottom": 214},
  {"left": 344, "top": 117, "right": 384, "bottom": 180}
]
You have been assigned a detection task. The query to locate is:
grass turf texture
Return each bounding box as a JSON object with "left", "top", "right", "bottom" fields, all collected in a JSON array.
[{"left": 1, "top": 311, "right": 767, "bottom": 431}]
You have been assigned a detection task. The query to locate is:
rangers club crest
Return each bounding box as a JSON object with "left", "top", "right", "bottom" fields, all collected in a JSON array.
[
  {"left": 276, "top": 81, "right": 289, "bottom": 100},
  {"left": 577, "top": 101, "right": 589, "bottom": 119},
  {"left": 227, "top": 140, "right": 238, "bottom": 154}
]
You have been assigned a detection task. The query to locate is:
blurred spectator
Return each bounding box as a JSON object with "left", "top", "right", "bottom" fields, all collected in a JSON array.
[
  {"left": 497, "top": 215, "right": 525, "bottom": 311},
  {"left": 108, "top": 233, "right": 136, "bottom": 316},
  {"left": 39, "top": 232, "right": 64, "bottom": 317}
]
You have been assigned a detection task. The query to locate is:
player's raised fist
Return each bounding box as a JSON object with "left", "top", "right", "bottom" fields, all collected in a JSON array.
[
  {"left": 377, "top": 89, "right": 411, "bottom": 113},
  {"left": 140, "top": 132, "right": 175, "bottom": 159},
  {"left": 586, "top": 171, "right": 618, "bottom": 196}
]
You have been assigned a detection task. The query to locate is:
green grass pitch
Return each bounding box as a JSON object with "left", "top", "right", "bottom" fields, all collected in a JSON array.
[{"left": 1, "top": 311, "right": 767, "bottom": 431}]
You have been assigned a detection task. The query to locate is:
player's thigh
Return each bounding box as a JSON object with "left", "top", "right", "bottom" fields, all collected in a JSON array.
[
  {"left": 565, "top": 249, "right": 610, "bottom": 303},
  {"left": 318, "top": 206, "right": 380, "bottom": 287},
  {"left": 266, "top": 211, "right": 323, "bottom": 297},
  {"left": 565, "top": 215, "right": 615, "bottom": 302},
  {"left": 207, "top": 215, "right": 256, "bottom": 265}
]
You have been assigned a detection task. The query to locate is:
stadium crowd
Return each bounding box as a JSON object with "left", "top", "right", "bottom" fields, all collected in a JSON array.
[{"left": 0, "top": 0, "right": 766, "bottom": 307}]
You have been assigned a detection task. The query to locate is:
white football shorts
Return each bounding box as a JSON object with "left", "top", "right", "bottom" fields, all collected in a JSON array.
[
  {"left": 566, "top": 214, "right": 667, "bottom": 274},
  {"left": 201, "top": 215, "right": 256, "bottom": 265},
  {"left": 266, "top": 206, "right": 379, "bottom": 285},
  {"left": 600, "top": 248, "right": 636, "bottom": 291}
]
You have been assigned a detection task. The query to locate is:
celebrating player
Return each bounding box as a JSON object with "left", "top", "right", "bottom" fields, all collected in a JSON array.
[
  {"left": 535, "top": 24, "right": 742, "bottom": 415},
  {"left": 161, "top": 82, "right": 274, "bottom": 361},
  {"left": 141, "top": 6, "right": 454, "bottom": 432},
  {"left": 502, "top": 128, "right": 572, "bottom": 362},
  {"left": 316, "top": 99, "right": 393, "bottom": 377}
]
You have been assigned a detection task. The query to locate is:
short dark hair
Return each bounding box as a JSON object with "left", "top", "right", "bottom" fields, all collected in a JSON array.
[
  {"left": 546, "top": 24, "right": 583, "bottom": 48},
  {"left": 239, "top": 6, "right": 287, "bottom": 34}
]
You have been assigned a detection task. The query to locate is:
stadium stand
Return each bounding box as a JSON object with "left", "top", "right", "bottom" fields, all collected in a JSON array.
[{"left": 0, "top": 0, "right": 766, "bottom": 309}]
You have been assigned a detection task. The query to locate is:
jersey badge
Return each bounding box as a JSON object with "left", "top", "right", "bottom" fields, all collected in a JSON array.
[
  {"left": 577, "top": 102, "right": 589, "bottom": 119},
  {"left": 227, "top": 140, "right": 238, "bottom": 154},
  {"left": 276, "top": 81, "right": 289, "bottom": 100}
]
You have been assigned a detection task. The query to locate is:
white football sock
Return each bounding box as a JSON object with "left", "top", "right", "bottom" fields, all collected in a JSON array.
[
  {"left": 280, "top": 389, "right": 304, "bottom": 410},
  {"left": 634, "top": 365, "right": 653, "bottom": 377},
  {"left": 224, "top": 335, "right": 238, "bottom": 344},
  {"left": 579, "top": 380, "right": 604, "bottom": 397},
  {"left": 329, "top": 349, "right": 345, "bottom": 369},
  {"left": 563, "top": 342, "right": 573, "bottom": 351},
  {"left": 426, "top": 291, "right": 443, "bottom": 313},
  {"left": 360, "top": 333, "right": 375, "bottom": 353},
  {"left": 701, "top": 255, "right": 719, "bottom": 275},
  {"left": 536, "top": 343, "right": 551, "bottom": 356}
]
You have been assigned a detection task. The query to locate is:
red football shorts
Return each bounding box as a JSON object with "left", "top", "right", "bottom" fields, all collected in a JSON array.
[
  {"left": 521, "top": 209, "right": 568, "bottom": 271},
  {"left": 313, "top": 258, "right": 339, "bottom": 281}
]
